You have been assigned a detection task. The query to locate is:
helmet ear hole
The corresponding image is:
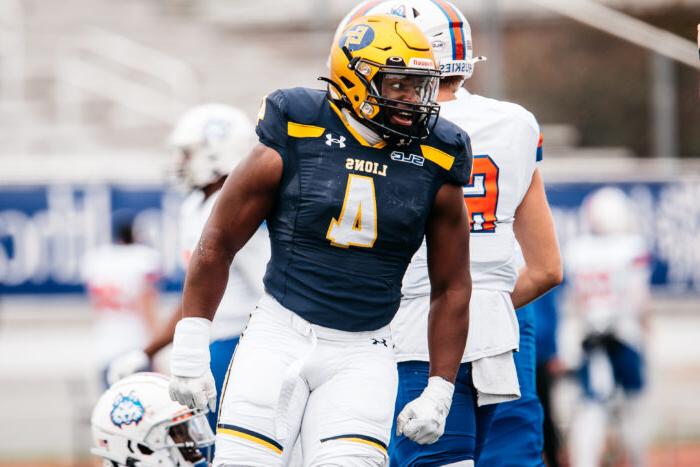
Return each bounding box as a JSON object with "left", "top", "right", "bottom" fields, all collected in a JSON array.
[
  {"left": 340, "top": 76, "right": 355, "bottom": 89},
  {"left": 137, "top": 444, "right": 154, "bottom": 455}
]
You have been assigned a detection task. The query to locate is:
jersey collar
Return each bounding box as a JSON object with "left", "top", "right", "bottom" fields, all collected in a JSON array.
[{"left": 328, "top": 100, "right": 387, "bottom": 149}]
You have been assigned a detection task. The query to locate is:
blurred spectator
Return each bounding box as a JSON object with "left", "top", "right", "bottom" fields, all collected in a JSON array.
[
  {"left": 564, "top": 187, "right": 652, "bottom": 467},
  {"left": 534, "top": 288, "right": 565, "bottom": 467},
  {"left": 82, "top": 209, "right": 161, "bottom": 390}
]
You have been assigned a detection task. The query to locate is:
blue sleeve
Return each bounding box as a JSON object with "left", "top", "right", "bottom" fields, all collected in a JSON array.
[
  {"left": 536, "top": 129, "right": 543, "bottom": 163},
  {"left": 255, "top": 90, "right": 289, "bottom": 159}
]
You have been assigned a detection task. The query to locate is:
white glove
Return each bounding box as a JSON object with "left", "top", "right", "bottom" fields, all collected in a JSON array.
[
  {"left": 107, "top": 349, "right": 150, "bottom": 386},
  {"left": 169, "top": 317, "right": 216, "bottom": 412},
  {"left": 396, "top": 376, "right": 454, "bottom": 445}
]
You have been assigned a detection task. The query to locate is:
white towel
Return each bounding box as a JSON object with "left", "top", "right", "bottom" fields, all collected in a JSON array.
[{"left": 471, "top": 350, "right": 521, "bottom": 407}]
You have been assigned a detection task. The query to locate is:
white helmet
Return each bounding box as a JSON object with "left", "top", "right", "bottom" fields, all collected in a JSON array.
[
  {"left": 169, "top": 103, "right": 254, "bottom": 190},
  {"left": 332, "top": 0, "right": 482, "bottom": 80},
  {"left": 582, "top": 186, "right": 635, "bottom": 236},
  {"left": 91, "top": 373, "right": 214, "bottom": 467}
]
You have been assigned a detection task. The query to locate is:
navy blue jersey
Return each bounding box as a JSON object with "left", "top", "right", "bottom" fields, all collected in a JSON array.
[{"left": 256, "top": 87, "right": 471, "bottom": 331}]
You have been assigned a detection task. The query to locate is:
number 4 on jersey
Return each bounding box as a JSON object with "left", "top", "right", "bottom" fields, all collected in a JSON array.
[
  {"left": 327, "top": 174, "right": 378, "bottom": 248},
  {"left": 463, "top": 155, "right": 499, "bottom": 233}
]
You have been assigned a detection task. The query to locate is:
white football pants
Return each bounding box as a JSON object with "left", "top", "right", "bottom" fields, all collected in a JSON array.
[{"left": 214, "top": 294, "right": 397, "bottom": 467}]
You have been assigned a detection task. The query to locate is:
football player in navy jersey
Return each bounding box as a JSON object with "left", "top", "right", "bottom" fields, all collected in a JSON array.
[{"left": 168, "top": 15, "right": 473, "bottom": 466}]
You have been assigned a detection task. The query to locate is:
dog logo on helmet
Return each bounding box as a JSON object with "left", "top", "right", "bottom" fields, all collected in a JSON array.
[
  {"left": 110, "top": 391, "right": 145, "bottom": 428},
  {"left": 339, "top": 24, "right": 375, "bottom": 52}
]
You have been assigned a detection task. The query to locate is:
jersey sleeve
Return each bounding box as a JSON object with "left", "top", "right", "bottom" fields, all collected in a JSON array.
[
  {"left": 446, "top": 130, "right": 473, "bottom": 186},
  {"left": 520, "top": 111, "right": 542, "bottom": 170},
  {"left": 512, "top": 109, "right": 542, "bottom": 201},
  {"left": 255, "top": 90, "right": 289, "bottom": 159}
]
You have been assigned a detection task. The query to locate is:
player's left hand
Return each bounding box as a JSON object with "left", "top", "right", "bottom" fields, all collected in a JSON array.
[{"left": 396, "top": 376, "right": 454, "bottom": 445}]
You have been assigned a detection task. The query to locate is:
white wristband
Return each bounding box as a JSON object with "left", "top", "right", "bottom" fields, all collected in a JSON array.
[
  {"left": 170, "top": 317, "right": 212, "bottom": 378},
  {"left": 425, "top": 376, "right": 455, "bottom": 404}
]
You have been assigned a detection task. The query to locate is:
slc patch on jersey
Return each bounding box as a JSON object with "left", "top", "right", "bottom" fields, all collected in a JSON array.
[{"left": 110, "top": 391, "right": 145, "bottom": 428}]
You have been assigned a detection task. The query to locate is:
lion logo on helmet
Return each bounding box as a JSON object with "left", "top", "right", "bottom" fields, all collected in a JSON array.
[{"left": 110, "top": 391, "right": 145, "bottom": 428}]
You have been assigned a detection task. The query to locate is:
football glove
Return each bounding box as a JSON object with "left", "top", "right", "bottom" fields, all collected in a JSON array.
[
  {"left": 169, "top": 317, "right": 216, "bottom": 412},
  {"left": 396, "top": 376, "right": 454, "bottom": 445}
]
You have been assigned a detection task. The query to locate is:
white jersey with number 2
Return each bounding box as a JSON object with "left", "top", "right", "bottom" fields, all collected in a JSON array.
[{"left": 394, "top": 88, "right": 542, "bottom": 362}]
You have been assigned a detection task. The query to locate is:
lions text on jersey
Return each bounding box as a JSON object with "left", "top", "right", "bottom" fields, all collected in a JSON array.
[{"left": 257, "top": 87, "right": 472, "bottom": 332}]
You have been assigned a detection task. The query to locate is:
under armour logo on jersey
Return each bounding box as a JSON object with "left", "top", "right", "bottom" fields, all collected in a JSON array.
[
  {"left": 372, "top": 338, "right": 388, "bottom": 347},
  {"left": 326, "top": 133, "right": 346, "bottom": 148}
]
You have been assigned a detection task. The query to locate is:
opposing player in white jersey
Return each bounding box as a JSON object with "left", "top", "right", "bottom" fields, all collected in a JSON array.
[
  {"left": 83, "top": 211, "right": 161, "bottom": 390},
  {"left": 107, "top": 103, "right": 270, "bottom": 432},
  {"left": 336, "top": 2, "right": 562, "bottom": 465},
  {"left": 565, "top": 187, "right": 651, "bottom": 467}
]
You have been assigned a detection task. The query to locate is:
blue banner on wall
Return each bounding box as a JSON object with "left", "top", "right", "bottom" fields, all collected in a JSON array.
[
  {"left": 0, "top": 180, "right": 698, "bottom": 295},
  {"left": 547, "top": 180, "right": 699, "bottom": 294},
  {"left": 0, "top": 184, "right": 184, "bottom": 294}
]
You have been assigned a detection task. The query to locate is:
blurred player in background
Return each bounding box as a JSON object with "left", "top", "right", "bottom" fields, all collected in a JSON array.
[
  {"left": 82, "top": 210, "right": 161, "bottom": 390},
  {"left": 91, "top": 372, "right": 215, "bottom": 466},
  {"left": 565, "top": 187, "right": 652, "bottom": 467},
  {"left": 107, "top": 103, "right": 270, "bottom": 432},
  {"left": 168, "top": 15, "right": 472, "bottom": 466},
  {"left": 336, "top": 2, "right": 562, "bottom": 466}
]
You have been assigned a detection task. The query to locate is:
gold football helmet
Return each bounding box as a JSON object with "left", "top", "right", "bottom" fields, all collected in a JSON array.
[{"left": 325, "top": 14, "right": 440, "bottom": 142}]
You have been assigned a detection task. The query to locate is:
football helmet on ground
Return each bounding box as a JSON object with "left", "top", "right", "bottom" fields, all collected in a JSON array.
[{"left": 91, "top": 372, "right": 214, "bottom": 467}]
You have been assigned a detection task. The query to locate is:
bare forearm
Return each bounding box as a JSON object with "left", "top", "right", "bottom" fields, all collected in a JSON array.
[
  {"left": 512, "top": 169, "right": 562, "bottom": 310},
  {"left": 428, "top": 286, "right": 469, "bottom": 383},
  {"left": 511, "top": 266, "right": 561, "bottom": 310},
  {"left": 141, "top": 288, "right": 159, "bottom": 336},
  {"left": 144, "top": 304, "right": 181, "bottom": 358},
  {"left": 182, "top": 227, "right": 235, "bottom": 320}
]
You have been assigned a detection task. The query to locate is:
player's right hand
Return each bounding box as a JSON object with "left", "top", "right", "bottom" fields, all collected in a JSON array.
[
  {"left": 106, "top": 349, "right": 150, "bottom": 386},
  {"left": 169, "top": 317, "right": 216, "bottom": 412}
]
